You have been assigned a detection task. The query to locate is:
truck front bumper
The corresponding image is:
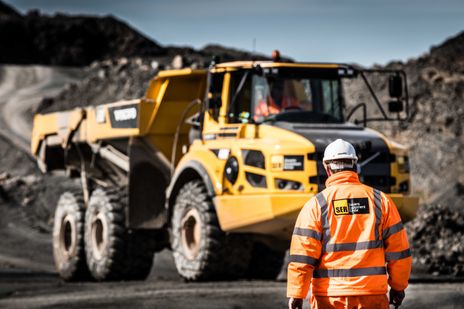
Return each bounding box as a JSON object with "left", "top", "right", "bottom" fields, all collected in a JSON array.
[
  {"left": 213, "top": 193, "right": 311, "bottom": 239},
  {"left": 213, "top": 192, "right": 419, "bottom": 239}
]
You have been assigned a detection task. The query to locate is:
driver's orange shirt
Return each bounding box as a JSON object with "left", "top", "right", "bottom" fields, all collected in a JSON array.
[
  {"left": 254, "top": 99, "right": 280, "bottom": 118},
  {"left": 254, "top": 96, "right": 300, "bottom": 118}
]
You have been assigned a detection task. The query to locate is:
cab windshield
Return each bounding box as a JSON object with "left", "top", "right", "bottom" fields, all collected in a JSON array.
[{"left": 229, "top": 68, "right": 345, "bottom": 124}]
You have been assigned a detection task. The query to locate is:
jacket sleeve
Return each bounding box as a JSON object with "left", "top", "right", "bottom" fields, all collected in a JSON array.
[
  {"left": 381, "top": 193, "right": 412, "bottom": 291},
  {"left": 287, "top": 197, "right": 322, "bottom": 298}
]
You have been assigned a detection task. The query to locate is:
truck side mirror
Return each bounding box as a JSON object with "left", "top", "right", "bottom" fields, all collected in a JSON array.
[
  {"left": 388, "top": 100, "right": 403, "bottom": 113},
  {"left": 389, "top": 75, "right": 403, "bottom": 98}
]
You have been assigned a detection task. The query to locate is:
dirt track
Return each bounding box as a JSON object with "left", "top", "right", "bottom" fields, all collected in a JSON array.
[
  {"left": 0, "top": 271, "right": 463, "bottom": 309},
  {"left": 0, "top": 65, "right": 82, "bottom": 274},
  {"left": 1, "top": 206, "right": 461, "bottom": 309},
  {"left": 0, "top": 65, "right": 82, "bottom": 144}
]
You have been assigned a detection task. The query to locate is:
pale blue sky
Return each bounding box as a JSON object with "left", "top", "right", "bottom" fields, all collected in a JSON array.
[{"left": 6, "top": 0, "right": 464, "bottom": 65}]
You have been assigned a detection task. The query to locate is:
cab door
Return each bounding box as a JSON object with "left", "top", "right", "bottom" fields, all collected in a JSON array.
[{"left": 203, "top": 71, "right": 251, "bottom": 143}]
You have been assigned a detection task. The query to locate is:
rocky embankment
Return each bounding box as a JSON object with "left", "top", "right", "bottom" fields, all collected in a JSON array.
[
  {"left": 0, "top": 0, "right": 270, "bottom": 67},
  {"left": 0, "top": 1, "right": 164, "bottom": 66}
]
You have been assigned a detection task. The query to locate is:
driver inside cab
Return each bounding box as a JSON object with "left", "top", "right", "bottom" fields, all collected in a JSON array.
[{"left": 253, "top": 78, "right": 309, "bottom": 121}]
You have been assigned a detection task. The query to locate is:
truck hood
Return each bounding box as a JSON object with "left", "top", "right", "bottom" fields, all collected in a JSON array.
[{"left": 272, "top": 121, "right": 394, "bottom": 192}]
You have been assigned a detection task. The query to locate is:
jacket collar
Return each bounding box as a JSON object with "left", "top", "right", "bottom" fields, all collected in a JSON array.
[{"left": 325, "top": 171, "right": 360, "bottom": 187}]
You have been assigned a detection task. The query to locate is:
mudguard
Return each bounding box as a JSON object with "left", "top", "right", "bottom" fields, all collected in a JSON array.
[{"left": 166, "top": 160, "right": 216, "bottom": 210}]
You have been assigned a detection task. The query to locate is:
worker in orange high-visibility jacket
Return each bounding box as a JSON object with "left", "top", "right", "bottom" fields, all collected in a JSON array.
[{"left": 287, "top": 139, "right": 412, "bottom": 309}]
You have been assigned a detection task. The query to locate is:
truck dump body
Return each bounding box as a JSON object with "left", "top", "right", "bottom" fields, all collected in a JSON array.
[
  {"left": 31, "top": 68, "right": 207, "bottom": 231},
  {"left": 31, "top": 69, "right": 207, "bottom": 168}
]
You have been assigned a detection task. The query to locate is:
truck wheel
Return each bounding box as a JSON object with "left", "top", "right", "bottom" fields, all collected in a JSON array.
[
  {"left": 84, "top": 187, "right": 155, "bottom": 281},
  {"left": 171, "top": 180, "right": 225, "bottom": 280},
  {"left": 53, "top": 190, "right": 90, "bottom": 281},
  {"left": 246, "top": 242, "right": 286, "bottom": 280}
]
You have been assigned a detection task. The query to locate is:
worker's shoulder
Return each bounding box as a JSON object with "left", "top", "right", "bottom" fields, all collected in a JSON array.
[
  {"left": 301, "top": 194, "right": 322, "bottom": 219},
  {"left": 358, "top": 182, "right": 384, "bottom": 195},
  {"left": 358, "top": 183, "right": 396, "bottom": 206},
  {"left": 304, "top": 194, "right": 318, "bottom": 205}
]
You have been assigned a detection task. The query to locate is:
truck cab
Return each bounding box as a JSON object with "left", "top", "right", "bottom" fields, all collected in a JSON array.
[{"left": 165, "top": 60, "right": 418, "bottom": 280}]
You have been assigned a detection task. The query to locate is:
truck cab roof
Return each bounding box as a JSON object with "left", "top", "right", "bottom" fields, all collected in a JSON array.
[
  {"left": 214, "top": 60, "right": 357, "bottom": 71},
  {"left": 154, "top": 61, "right": 359, "bottom": 79},
  {"left": 212, "top": 61, "right": 359, "bottom": 79}
]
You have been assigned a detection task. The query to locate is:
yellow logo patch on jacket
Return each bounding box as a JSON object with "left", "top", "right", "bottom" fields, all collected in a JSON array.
[{"left": 333, "top": 198, "right": 370, "bottom": 215}]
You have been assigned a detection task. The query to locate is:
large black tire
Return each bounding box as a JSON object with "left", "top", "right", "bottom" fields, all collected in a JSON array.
[
  {"left": 171, "top": 180, "right": 224, "bottom": 281},
  {"left": 53, "top": 190, "right": 90, "bottom": 281},
  {"left": 171, "top": 180, "right": 251, "bottom": 281},
  {"left": 246, "top": 242, "right": 286, "bottom": 280},
  {"left": 84, "top": 187, "right": 155, "bottom": 281}
]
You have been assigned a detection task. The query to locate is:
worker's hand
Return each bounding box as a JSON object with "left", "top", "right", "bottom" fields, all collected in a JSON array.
[
  {"left": 288, "top": 297, "right": 303, "bottom": 309},
  {"left": 389, "top": 289, "right": 405, "bottom": 307}
]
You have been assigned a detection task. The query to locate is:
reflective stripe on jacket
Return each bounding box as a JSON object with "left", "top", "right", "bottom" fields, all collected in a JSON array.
[{"left": 287, "top": 171, "right": 412, "bottom": 298}]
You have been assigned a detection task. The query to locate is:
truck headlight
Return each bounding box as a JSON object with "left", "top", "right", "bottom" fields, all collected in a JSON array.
[
  {"left": 275, "top": 178, "right": 303, "bottom": 191},
  {"left": 225, "top": 156, "right": 239, "bottom": 184}
]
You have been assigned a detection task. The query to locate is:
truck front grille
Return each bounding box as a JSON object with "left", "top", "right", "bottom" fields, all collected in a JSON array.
[{"left": 308, "top": 151, "right": 395, "bottom": 193}]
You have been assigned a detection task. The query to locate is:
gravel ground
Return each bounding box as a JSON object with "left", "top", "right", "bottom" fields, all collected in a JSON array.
[{"left": 0, "top": 272, "right": 463, "bottom": 309}]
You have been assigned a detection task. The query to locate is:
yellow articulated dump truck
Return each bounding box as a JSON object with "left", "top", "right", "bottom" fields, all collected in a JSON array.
[{"left": 31, "top": 58, "right": 419, "bottom": 281}]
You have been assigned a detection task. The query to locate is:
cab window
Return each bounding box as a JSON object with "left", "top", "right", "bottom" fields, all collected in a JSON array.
[
  {"left": 227, "top": 68, "right": 345, "bottom": 124},
  {"left": 227, "top": 71, "right": 252, "bottom": 123},
  {"left": 208, "top": 73, "right": 224, "bottom": 121}
]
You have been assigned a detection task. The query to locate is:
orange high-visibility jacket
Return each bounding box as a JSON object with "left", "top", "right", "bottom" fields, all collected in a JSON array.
[{"left": 287, "top": 171, "right": 412, "bottom": 298}]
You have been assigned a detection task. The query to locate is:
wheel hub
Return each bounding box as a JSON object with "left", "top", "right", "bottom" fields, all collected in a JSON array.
[
  {"left": 59, "top": 214, "right": 76, "bottom": 258},
  {"left": 181, "top": 208, "right": 202, "bottom": 260},
  {"left": 91, "top": 213, "right": 107, "bottom": 260}
]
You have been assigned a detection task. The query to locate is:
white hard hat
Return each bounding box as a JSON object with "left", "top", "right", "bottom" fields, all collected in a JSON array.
[{"left": 323, "top": 139, "right": 358, "bottom": 163}]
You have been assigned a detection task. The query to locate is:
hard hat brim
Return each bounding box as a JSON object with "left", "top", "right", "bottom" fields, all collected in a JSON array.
[{"left": 323, "top": 155, "right": 358, "bottom": 162}]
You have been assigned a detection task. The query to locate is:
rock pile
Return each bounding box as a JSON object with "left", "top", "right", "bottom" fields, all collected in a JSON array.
[
  {"left": 0, "top": 170, "right": 79, "bottom": 233},
  {"left": 407, "top": 204, "right": 464, "bottom": 276},
  {"left": 0, "top": 134, "right": 77, "bottom": 232}
]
